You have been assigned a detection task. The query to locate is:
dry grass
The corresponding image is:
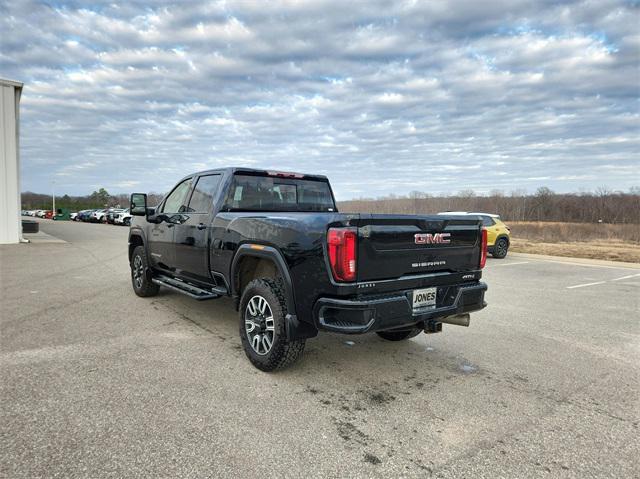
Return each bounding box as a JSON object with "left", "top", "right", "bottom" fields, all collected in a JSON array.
[
  {"left": 511, "top": 239, "right": 640, "bottom": 263},
  {"left": 507, "top": 222, "right": 640, "bottom": 263},
  {"left": 507, "top": 221, "right": 640, "bottom": 243}
]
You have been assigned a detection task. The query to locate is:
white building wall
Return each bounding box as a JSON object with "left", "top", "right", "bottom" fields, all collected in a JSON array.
[{"left": 0, "top": 79, "right": 23, "bottom": 244}]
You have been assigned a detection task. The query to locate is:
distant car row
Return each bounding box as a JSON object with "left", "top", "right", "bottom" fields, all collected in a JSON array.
[
  {"left": 22, "top": 208, "right": 132, "bottom": 226},
  {"left": 23, "top": 209, "right": 54, "bottom": 219}
]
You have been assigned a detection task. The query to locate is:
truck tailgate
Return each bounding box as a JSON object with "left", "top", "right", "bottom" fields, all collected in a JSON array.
[{"left": 356, "top": 214, "right": 482, "bottom": 281}]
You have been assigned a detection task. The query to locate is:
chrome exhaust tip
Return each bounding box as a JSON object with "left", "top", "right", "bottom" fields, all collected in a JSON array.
[{"left": 439, "top": 313, "right": 471, "bottom": 327}]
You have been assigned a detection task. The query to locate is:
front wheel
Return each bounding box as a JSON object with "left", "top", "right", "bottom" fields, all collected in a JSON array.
[
  {"left": 130, "top": 245, "right": 159, "bottom": 297},
  {"left": 377, "top": 328, "right": 422, "bottom": 341},
  {"left": 239, "top": 279, "right": 305, "bottom": 371},
  {"left": 492, "top": 238, "right": 509, "bottom": 259}
]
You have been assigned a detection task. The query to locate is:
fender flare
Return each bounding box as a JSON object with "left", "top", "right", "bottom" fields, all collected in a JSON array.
[
  {"left": 495, "top": 234, "right": 510, "bottom": 246},
  {"left": 128, "top": 227, "right": 148, "bottom": 262},
  {"left": 231, "top": 244, "right": 295, "bottom": 312},
  {"left": 231, "top": 244, "right": 317, "bottom": 341}
]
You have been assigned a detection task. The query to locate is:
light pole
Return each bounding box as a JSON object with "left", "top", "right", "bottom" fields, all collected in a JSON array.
[{"left": 52, "top": 180, "right": 56, "bottom": 213}]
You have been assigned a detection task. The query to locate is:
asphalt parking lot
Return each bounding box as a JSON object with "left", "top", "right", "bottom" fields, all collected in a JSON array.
[{"left": 1, "top": 219, "right": 639, "bottom": 478}]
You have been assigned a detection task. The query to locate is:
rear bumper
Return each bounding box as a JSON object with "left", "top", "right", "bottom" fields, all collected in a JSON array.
[{"left": 313, "top": 282, "right": 487, "bottom": 334}]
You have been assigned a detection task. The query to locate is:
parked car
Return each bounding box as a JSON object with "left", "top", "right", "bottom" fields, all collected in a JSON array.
[
  {"left": 69, "top": 212, "right": 78, "bottom": 221},
  {"left": 77, "top": 209, "right": 95, "bottom": 222},
  {"left": 90, "top": 209, "right": 108, "bottom": 223},
  {"left": 44, "top": 210, "right": 54, "bottom": 219},
  {"left": 106, "top": 208, "right": 125, "bottom": 224},
  {"left": 438, "top": 211, "right": 511, "bottom": 258},
  {"left": 35, "top": 210, "right": 46, "bottom": 218},
  {"left": 128, "top": 168, "right": 488, "bottom": 371},
  {"left": 114, "top": 209, "right": 132, "bottom": 226}
]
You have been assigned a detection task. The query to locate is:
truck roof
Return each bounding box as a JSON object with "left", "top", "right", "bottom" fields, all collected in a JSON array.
[{"left": 190, "top": 167, "right": 329, "bottom": 182}]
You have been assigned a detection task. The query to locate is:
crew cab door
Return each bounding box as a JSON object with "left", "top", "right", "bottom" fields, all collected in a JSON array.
[
  {"left": 148, "top": 177, "right": 193, "bottom": 272},
  {"left": 172, "top": 173, "right": 223, "bottom": 285}
]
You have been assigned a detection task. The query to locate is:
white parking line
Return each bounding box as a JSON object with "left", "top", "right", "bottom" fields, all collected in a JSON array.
[
  {"left": 611, "top": 273, "right": 640, "bottom": 281},
  {"left": 567, "top": 281, "right": 606, "bottom": 289},
  {"left": 542, "top": 259, "right": 637, "bottom": 270},
  {"left": 567, "top": 272, "right": 640, "bottom": 290},
  {"left": 495, "top": 261, "right": 530, "bottom": 267}
]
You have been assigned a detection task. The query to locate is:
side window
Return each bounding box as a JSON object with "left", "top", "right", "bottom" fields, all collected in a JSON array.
[
  {"left": 188, "top": 175, "right": 222, "bottom": 213},
  {"left": 482, "top": 216, "right": 495, "bottom": 227},
  {"left": 161, "top": 178, "right": 192, "bottom": 213}
]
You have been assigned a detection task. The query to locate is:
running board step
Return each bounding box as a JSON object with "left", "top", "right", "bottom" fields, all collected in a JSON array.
[{"left": 152, "top": 275, "right": 225, "bottom": 300}]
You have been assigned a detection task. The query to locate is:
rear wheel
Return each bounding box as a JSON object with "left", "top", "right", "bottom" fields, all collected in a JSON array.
[
  {"left": 239, "top": 279, "right": 305, "bottom": 371},
  {"left": 376, "top": 328, "right": 422, "bottom": 341},
  {"left": 124, "top": 217, "right": 131, "bottom": 226},
  {"left": 130, "top": 245, "right": 159, "bottom": 297},
  {"left": 492, "top": 237, "right": 509, "bottom": 259}
]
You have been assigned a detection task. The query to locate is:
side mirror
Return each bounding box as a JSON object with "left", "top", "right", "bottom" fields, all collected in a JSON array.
[{"left": 130, "top": 193, "right": 148, "bottom": 216}]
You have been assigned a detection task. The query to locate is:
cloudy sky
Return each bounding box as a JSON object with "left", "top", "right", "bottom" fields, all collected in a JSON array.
[{"left": 1, "top": 1, "right": 638, "bottom": 199}]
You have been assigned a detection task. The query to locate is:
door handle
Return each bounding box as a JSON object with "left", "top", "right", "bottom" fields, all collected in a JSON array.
[{"left": 197, "top": 223, "right": 207, "bottom": 230}]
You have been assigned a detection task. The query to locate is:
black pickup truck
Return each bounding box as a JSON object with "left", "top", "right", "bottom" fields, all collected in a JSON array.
[{"left": 128, "top": 168, "right": 488, "bottom": 371}]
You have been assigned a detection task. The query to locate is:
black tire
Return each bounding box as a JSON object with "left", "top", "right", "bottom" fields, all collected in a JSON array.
[
  {"left": 130, "top": 245, "right": 159, "bottom": 297},
  {"left": 239, "top": 278, "right": 305, "bottom": 371},
  {"left": 376, "top": 328, "right": 422, "bottom": 341},
  {"left": 124, "top": 217, "right": 131, "bottom": 227},
  {"left": 492, "top": 237, "right": 509, "bottom": 259}
]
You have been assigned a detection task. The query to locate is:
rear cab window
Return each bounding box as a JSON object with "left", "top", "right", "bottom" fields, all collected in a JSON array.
[{"left": 224, "top": 173, "right": 336, "bottom": 212}]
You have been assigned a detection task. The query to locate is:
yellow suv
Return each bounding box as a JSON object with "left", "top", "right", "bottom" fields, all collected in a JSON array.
[{"left": 438, "top": 212, "right": 511, "bottom": 258}]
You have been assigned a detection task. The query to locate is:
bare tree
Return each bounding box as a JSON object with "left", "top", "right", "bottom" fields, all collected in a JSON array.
[{"left": 339, "top": 187, "right": 639, "bottom": 224}]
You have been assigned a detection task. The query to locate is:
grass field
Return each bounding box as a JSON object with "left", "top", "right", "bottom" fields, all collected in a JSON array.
[{"left": 507, "top": 221, "right": 640, "bottom": 263}]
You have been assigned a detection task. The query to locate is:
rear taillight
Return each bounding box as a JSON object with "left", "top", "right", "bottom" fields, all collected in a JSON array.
[
  {"left": 479, "top": 228, "right": 488, "bottom": 268},
  {"left": 327, "top": 227, "right": 357, "bottom": 282}
]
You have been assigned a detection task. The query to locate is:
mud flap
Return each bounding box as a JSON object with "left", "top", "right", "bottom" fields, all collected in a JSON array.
[{"left": 286, "top": 314, "right": 318, "bottom": 341}]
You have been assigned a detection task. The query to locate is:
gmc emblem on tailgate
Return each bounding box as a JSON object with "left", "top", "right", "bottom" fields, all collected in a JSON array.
[{"left": 415, "top": 233, "right": 451, "bottom": 245}]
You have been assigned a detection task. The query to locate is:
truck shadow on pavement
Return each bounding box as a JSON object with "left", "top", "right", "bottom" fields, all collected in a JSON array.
[{"left": 150, "top": 289, "right": 482, "bottom": 383}]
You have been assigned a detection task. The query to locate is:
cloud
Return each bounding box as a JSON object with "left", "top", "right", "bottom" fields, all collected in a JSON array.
[{"left": 1, "top": 0, "right": 638, "bottom": 198}]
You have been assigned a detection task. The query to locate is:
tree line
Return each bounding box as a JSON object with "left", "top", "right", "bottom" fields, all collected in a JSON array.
[
  {"left": 339, "top": 187, "right": 640, "bottom": 224},
  {"left": 21, "top": 189, "right": 164, "bottom": 211}
]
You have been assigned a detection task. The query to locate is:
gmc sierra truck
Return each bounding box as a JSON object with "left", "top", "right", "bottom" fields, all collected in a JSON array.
[{"left": 128, "top": 168, "right": 488, "bottom": 371}]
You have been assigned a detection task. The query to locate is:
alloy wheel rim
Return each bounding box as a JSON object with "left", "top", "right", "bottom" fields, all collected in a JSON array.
[
  {"left": 244, "top": 295, "right": 275, "bottom": 355},
  {"left": 497, "top": 240, "right": 507, "bottom": 255},
  {"left": 133, "top": 255, "right": 144, "bottom": 289}
]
